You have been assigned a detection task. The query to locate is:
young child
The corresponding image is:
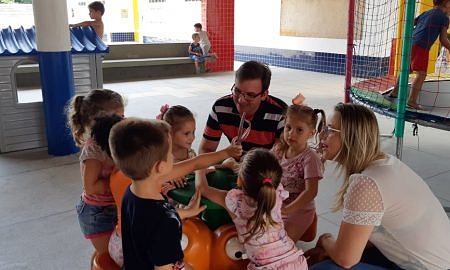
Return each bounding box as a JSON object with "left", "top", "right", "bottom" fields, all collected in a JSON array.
[
  {"left": 196, "top": 148, "right": 308, "bottom": 270},
  {"left": 389, "top": 0, "right": 450, "bottom": 109},
  {"left": 194, "top": 23, "right": 211, "bottom": 57},
  {"left": 69, "top": 1, "right": 105, "bottom": 38},
  {"left": 272, "top": 104, "right": 325, "bottom": 242},
  {"left": 66, "top": 89, "right": 124, "bottom": 265},
  {"left": 108, "top": 117, "right": 242, "bottom": 270},
  {"left": 157, "top": 104, "right": 196, "bottom": 190},
  {"left": 188, "top": 33, "right": 207, "bottom": 74}
]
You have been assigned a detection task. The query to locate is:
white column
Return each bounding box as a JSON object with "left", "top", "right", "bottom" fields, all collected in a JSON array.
[{"left": 33, "top": 0, "right": 71, "bottom": 52}]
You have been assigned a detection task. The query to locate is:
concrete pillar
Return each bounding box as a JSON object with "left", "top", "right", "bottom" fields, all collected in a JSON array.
[
  {"left": 33, "top": 0, "right": 77, "bottom": 155},
  {"left": 202, "top": 0, "right": 234, "bottom": 72}
]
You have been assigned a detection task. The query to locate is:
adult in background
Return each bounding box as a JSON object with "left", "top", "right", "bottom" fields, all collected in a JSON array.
[
  {"left": 308, "top": 103, "right": 450, "bottom": 270},
  {"left": 199, "top": 61, "right": 287, "bottom": 154}
]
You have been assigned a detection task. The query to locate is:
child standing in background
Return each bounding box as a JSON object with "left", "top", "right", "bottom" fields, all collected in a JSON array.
[
  {"left": 108, "top": 117, "right": 242, "bottom": 270},
  {"left": 196, "top": 149, "right": 308, "bottom": 270},
  {"left": 272, "top": 104, "right": 325, "bottom": 242},
  {"left": 194, "top": 23, "right": 211, "bottom": 57},
  {"left": 70, "top": 1, "right": 105, "bottom": 38},
  {"left": 66, "top": 89, "right": 124, "bottom": 266}
]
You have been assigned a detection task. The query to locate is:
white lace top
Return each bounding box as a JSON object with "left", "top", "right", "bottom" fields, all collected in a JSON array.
[{"left": 342, "top": 155, "right": 450, "bottom": 270}]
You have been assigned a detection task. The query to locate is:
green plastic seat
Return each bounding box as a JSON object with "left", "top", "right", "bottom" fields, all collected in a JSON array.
[{"left": 168, "top": 169, "right": 237, "bottom": 230}]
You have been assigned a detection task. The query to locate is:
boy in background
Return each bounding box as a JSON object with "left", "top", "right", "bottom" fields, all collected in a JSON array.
[
  {"left": 70, "top": 1, "right": 105, "bottom": 39},
  {"left": 389, "top": 0, "right": 450, "bottom": 109}
]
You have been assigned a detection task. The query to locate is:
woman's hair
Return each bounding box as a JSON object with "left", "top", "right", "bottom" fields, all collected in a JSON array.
[
  {"left": 332, "top": 103, "right": 383, "bottom": 211},
  {"left": 274, "top": 104, "right": 326, "bottom": 156},
  {"left": 91, "top": 115, "right": 124, "bottom": 157},
  {"left": 66, "top": 89, "right": 124, "bottom": 146},
  {"left": 238, "top": 148, "right": 283, "bottom": 242},
  {"left": 157, "top": 105, "right": 195, "bottom": 132}
]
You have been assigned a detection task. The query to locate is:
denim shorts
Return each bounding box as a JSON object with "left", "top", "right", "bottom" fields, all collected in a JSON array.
[{"left": 76, "top": 198, "right": 117, "bottom": 239}]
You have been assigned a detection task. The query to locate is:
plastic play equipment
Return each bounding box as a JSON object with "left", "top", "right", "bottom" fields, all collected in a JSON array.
[
  {"left": 0, "top": 25, "right": 107, "bottom": 153},
  {"left": 345, "top": 0, "right": 450, "bottom": 158}
]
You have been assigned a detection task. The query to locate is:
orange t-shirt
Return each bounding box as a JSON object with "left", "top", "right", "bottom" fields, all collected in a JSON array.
[{"left": 110, "top": 169, "right": 132, "bottom": 236}]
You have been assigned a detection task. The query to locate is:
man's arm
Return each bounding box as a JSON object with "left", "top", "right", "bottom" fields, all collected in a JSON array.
[{"left": 198, "top": 137, "right": 220, "bottom": 154}]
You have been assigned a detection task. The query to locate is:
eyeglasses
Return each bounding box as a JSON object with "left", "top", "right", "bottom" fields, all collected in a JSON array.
[
  {"left": 320, "top": 125, "right": 341, "bottom": 136},
  {"left": 231, "top": 84, "right": 264, "bottom": 101}
]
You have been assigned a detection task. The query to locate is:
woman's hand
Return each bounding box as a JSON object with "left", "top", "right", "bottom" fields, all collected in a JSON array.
[
  {"left": 304, "top": 246, "right": 329, "bottom": 266},
  {"left": 316, "top": 233, "right": 333, "bottom": 248}
]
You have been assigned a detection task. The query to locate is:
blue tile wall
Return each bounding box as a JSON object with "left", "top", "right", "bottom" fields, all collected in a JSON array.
[
  {"left": 235, "top": 45, "right": 390, "bottom": 78},
  {"left": 111, "top": 32, "right": 135, "bottom": 42}
]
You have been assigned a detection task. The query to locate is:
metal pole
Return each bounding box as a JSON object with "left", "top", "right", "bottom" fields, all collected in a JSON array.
[
  {"left": 395, "top": 0, "right": 415, "bottom": 159},
  {"left": 344, "top": 0, "right": 356, "bottom": 103}
]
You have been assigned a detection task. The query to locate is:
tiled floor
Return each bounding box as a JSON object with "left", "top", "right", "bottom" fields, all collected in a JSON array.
[{"left": 1, "top": 64, "right": 449, "bottom": 269}]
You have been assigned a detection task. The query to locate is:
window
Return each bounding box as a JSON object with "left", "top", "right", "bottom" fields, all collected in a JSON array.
[{"left": 13, "top": 59, "right": 43, "bottom": 104}]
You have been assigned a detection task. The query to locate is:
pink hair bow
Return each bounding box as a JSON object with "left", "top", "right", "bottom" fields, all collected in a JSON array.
[{"left": 156, "top": 104, "right": 170, "bottom": 120}]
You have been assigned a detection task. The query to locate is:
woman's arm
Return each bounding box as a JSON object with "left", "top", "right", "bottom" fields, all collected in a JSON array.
[
  {"left": 282, "top": 178, "right": 319, "bottom": 215},
  {"left": 163, "top": 144, "right": 242, "bottom": 180},
  {"left": 82, "top": 159, "right": 109, "bottom": 194},
  {"left": 318, "top": 222, "right": 374, "bottom": 268}
]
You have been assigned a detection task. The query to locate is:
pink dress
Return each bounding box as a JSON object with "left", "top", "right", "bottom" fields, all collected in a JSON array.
[
  {"left": 275, "top": 147, "right": 323, "bottom": 232},
  {"left": 225, "top": 185, "right": 308, "bottom": 270}
]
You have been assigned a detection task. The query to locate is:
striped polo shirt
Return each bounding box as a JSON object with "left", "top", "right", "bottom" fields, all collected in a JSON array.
[{"left": 203, "top": 94, "right": 287, "bottom": 152}]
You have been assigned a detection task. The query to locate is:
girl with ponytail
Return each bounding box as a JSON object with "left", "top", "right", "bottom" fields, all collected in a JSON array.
[
  {"left": 196, "top": 148, "right": 307, "bottom": 269},
  {"left": 272, "top": 104, "right": 326, "bottom": 242}
]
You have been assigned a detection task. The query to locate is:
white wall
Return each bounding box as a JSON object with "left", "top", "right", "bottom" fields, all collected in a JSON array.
[
  {"left": 234, "top": 0, "right": 346, "bottom": 54},
  {"left": 235, "top": 0, "right": 399, "bottom": 57}
]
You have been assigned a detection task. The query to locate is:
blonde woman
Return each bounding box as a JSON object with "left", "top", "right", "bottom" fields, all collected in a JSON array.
[{"left": 309, "top": 103, "right": 450, "bottom": 270}]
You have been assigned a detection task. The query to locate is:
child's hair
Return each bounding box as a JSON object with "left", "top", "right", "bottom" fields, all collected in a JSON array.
[
  {"left": 236, "top": 61, "right": 272, "bottom": 92},
  {"left": 66, "top": 89, "right": 124, "bottom": 146},
  {"left": 89, "top": 1, "right": 105, "bottom": 15},
  {"left": 91, "top": 115, "right": 124, "bottom": 157},
  {"left": 194, "top": 23, "right": 202, "bottom": 29},
  {"left": 275, "top": 104, "right": 326, "bottom": 156},
  {"left": 332, "top": 103, "right": 382, "bottom": 211},
  {"left": 109, "top": 118, "right": 171, "bottom": 180},
  {"left": 156, "top": 104, "right": 195, "bottom": 132},
  {"left": 434, "top": 0, "right": 450, "bottom": 6},
  {"left": 238, "top": 148, "right": 283, "bottom": 242},
  {"left": 192, "top": 32, "right": 200, "bottom": 40}
]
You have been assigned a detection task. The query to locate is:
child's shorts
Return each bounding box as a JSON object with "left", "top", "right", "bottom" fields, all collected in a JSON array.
[
  {"left": 76, "top": 198, "right": 117, "bottom": 239},
  {"left": 410, "top": 44, "right": 429, "bottom": 72},
  {"left": 190, "top": 55, "right": 207, "bottom": 62}
]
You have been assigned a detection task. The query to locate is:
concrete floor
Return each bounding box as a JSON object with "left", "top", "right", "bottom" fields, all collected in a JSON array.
[{"left": 1, "top": 64, "right": 450, "bottom": 269}]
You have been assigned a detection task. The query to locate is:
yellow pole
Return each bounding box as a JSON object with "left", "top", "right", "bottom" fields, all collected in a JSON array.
[
  {"left": 394, "top": 0, "right": 406, "bottom": 76},
  {"left": 133, "top": 0, "right": 139, "bottom": 42}
]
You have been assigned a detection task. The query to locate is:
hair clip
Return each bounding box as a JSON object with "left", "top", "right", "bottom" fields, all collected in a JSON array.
[
  {"left": 262, "top": 178, "right": 272, "bottom": 185},
  {"left": 156, "top": 104, "right": 170, "bottom": 120}
]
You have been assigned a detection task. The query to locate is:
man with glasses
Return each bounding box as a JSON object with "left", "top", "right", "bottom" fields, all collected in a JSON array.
[{"left": 199, "top": 61, "right": 287, "bottom": 153}]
